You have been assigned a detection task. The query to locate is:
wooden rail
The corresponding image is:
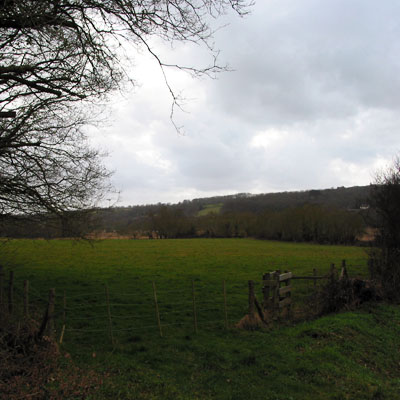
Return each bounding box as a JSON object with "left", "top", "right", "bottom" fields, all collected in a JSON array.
[{"left": 291, "top": 275, "right": 328, "bottom": 280}]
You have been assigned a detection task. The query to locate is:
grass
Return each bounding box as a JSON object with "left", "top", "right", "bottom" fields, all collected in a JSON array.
[
  {"left": 197, "top": 203, "right": 223, "bottom": 216},
  {"left": 2, "top": 238, "right": 399, "bottom": 399}
]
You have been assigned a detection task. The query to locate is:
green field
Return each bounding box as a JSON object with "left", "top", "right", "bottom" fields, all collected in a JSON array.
[
  {"left": 197, "top": 203, "right": 223, "bottom": 216},
  {"left": 2, "top": 239, "right": 400, "bottom": 399}
]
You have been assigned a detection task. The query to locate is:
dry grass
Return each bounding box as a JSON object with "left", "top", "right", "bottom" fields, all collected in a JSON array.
[{"left": 236, "top": 312, "right": 266, "bottom": 330}]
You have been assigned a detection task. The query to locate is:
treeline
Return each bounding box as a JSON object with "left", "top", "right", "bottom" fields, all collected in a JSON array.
[
  {"left": 139, "top": 204, "right": 365, "bottom": 244},
  {"left": 82, "top": 204, "right": 364, "bottom": 244},
  {"left": 0, "top": 203, "right": 365, "bottom": 244},
  {"left": 0, "top": 186, "right": 370, "bottom": 244}
]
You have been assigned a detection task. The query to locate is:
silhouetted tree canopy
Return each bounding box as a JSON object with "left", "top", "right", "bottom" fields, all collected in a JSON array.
[
  {"left": 368, "top": 157, "right": 400, "bottom": 299},
  {"left": 0, "top": 0, "right": 250, "bottom": 223}
]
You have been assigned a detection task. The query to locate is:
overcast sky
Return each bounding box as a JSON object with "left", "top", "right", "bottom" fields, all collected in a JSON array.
[{"left": 89, "top": 0, "right": 400, "bottom": 206}]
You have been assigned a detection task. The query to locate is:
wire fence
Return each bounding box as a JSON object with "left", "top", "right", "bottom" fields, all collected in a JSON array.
[{"left": 0, "top": 260, "right": 366, "bottom": 346}]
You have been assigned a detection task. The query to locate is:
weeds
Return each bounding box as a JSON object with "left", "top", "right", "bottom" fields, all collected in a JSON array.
[{"left": 0, "top": 314, "right": 105, "bottom": 399}]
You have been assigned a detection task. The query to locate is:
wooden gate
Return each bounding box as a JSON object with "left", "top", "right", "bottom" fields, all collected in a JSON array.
[{"left": 262, "top": 270, "right": 292, "bottom": 319}]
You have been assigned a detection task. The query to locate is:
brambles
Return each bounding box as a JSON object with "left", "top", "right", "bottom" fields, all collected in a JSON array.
[{"left": 317, "top": 274, "right": 380, "bottom": 315}]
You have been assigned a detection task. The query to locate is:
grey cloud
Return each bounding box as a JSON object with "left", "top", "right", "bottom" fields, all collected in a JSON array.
[{"left": 210, "top": 0, "right": 400, "bottom": 125}]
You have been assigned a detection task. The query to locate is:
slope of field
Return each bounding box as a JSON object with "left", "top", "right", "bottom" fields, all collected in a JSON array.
[
  {"left": 197, "top": 203, "right": 223, "bottom": 216},
  {"left": 2, "top": 239, "right": 399, "bottom": 399}
]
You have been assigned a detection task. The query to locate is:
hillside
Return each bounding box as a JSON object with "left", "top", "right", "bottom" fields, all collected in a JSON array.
[
  {"left": 100, "top": 185, "right": 371, "bottom": 220},
  {"left": 92, "top": 185, "right": 370, "bottom": 238},
  {"left": 0, "top": 185, "right": 371, "bottom": 241}
]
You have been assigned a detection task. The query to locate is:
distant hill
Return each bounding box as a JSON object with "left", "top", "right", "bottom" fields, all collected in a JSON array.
[
  {"left": 162, "top": 185, "right": 369, "bottom": 216},
  {"left": 0, "top": 185, "right": 371, "bottom": 240},
  {"left": 94, "top": 185, "right": 371, "bottom": 222},
  {"left": 218, "top": 186, "right": 371, "bottom": 214}
]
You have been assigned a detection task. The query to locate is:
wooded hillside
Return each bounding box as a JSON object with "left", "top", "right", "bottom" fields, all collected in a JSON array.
[{"left": 0, "top": 186, "right": 371, "bottom": 244}]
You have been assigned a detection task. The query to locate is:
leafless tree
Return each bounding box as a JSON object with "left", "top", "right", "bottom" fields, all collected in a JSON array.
[{"left": 0, "top": 0, "right": 251, "bottom": 230}]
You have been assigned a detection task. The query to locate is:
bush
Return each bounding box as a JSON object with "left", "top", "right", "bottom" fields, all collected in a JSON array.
[{"left": 317, "top": 273, "right": 380, "bottom": 315}]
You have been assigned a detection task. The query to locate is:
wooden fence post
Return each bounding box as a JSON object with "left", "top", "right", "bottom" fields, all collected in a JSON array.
[
  {"left": 8, "top": 270, "right": 14, "bottom": 314},
  {"left": 0, "top": 266, "right": 4, "bottom": 311},
  {"left": 263, "top": 272, "right": 277, "bottom": 313},
  {"left": 105, "top": 285, "right": 114, "bottom": 346},
  {"left": 152, "top": 281, "right": 162, "bottom": 337},
  {"left": 248, "top": 280, "right": 255, "bottom": 317},
  {"left": 192, "top": 280, "right": 198, "bottom": 334},
  {"left": 330, "top": 263, "right": 336, "bottom": 281},
  {"left": 284, "top": 270, "right": 292, "bottom": 316},
  {"left": 23, "top": 280, "right": 29, "bottom": 317},
  {"left": 340, "top": 259, "right": 348, "bottom": 280},
  {"left": 313, "top": 268, "right": 317, "bottom": 290},
  {"left": 63, "top": 290, "right": 66, "bottom": 325},
  {"left": 47, "top": 288, "right": 55, "bottom": 339},
  {"left": 262, "top": 273, "right": 270, "bottom": 310},
  {"left": 223, "top": 280, "right": 228, "bottom": 329},
  {"left": 59, "top": 290, "right": 66, "bottom": 344},
  {"left": 35, "top": 288, "right": 56, "bottom": 341},
  {"left": 274, "top": 270, "right": 281, "bottom": 319}
]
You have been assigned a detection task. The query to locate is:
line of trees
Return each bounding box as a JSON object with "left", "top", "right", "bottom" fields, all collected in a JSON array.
[
  {"left": 85, "top": 203, "right": 364, "bottom": 244},
  {"left": 0, "top": 201, "right": 366, "bottom": 244}
]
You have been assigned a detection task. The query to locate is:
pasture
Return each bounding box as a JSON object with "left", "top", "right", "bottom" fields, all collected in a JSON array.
[
  {"left": 197, "top": 203, "right": 223, "bottom": 216},
  {"left": 2, "top": 239, "right": 400, "bottom": 399}
]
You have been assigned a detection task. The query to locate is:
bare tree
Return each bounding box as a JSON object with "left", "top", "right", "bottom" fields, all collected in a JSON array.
[
  {"left": 1, "top": 1, "right": 250, "bottom": 105},
  {"left": 0, "top": 0, "right": 251, "bottom": 228},
  {"left": 0, "top": 105, "right": 111, "bottom": 214}
]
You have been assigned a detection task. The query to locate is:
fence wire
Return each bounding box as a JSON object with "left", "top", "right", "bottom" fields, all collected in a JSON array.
[{"left": 0, "top": 263, "right": 364, "bottom": 344}]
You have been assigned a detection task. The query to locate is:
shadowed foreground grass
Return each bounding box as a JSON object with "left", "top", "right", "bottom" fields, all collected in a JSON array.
[{"left": 82, "top": 303, "right": 400, "bottom": 400}]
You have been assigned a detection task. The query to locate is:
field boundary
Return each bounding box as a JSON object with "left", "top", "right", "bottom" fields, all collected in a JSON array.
[{"left": 0, "top": 259, "right": 365, "bottom": 347}]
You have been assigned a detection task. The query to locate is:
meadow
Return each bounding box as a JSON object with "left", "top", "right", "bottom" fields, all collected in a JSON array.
[{"left": 2, "top": 238, "right": 400, "bottom": 399}]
